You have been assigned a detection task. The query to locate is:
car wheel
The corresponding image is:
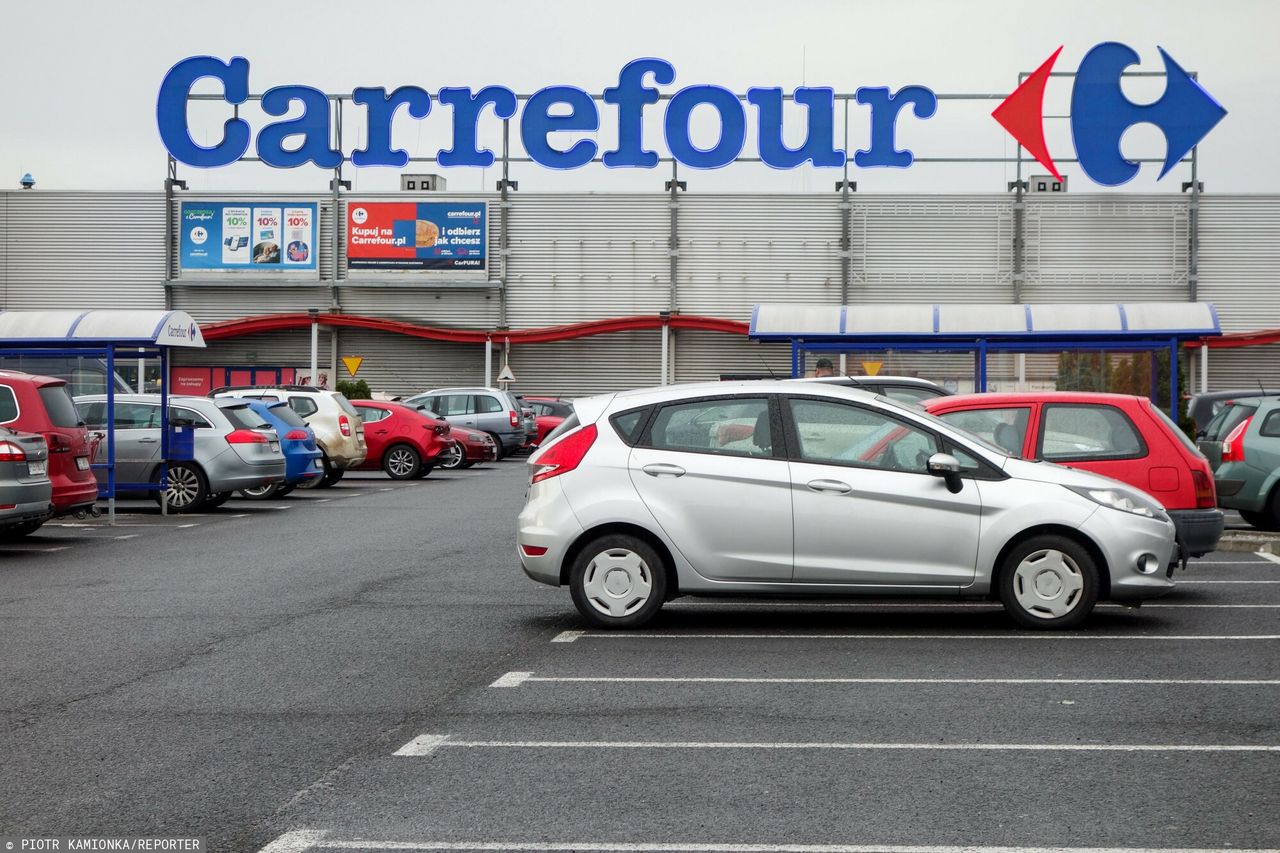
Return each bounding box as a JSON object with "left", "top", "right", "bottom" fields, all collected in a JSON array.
[
  {"left": 276, "top": 483, "right": 296, "bottom": 498},
  {"left": 458, "top": 460, "right": 476, "bottom": 469},
  {"left": 317, "top": 468, "right": 344, "bottom": 488},
  {"left": 155, "top": 463, "right": 208, "bottom": 514},
  {"left": 413, "top": 464, "right": 434, "bottom": 480},
  {"left": 487, "top": 433, "right": 507, "bottom": 460},
  {"left": 998, "top": 535, "right": 1099, "bottom": 630},
  {"left": 206, "top": 491, "right": 232, "bottom": 508},
  {"left": 438, "top": 442, "right": 465, "bottom": 471},
  {"left": 383, "top": 444, "right": 422, "bottom": 480},
  {"left": 295, "top": 455, "right": 328, "bottom": 490},
  {"left": 238, "top": 483, "right": 280, "bottom": 500},
  {"left": 569, "top": 534, "right": 668, "bottom": 629},
  {"left": 1240, "top": 508, "right": 1279, "bottom": 531}
]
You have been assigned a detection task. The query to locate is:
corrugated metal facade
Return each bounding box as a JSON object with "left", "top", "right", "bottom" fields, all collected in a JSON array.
[{"left": 1, "top": 190, "right": 1278, "bottom": 395}]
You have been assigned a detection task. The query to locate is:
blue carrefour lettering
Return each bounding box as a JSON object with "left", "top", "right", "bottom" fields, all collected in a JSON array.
[
  {"left": 256, "top": 86, "right": 341, "bottom": 169},
  {"left": 436, "top": 87, "right": 518, "bottom": 168},
  {"left": 156, "top": 56, "right": 251, "bottom": 168},
  {"left": 521, "top": 86, "right": 599, "bottom": 170},
  {"left": 664, "top": 85, "right": 746, "bottom": 169},
  {"left": 1070, "top": 42, "right": 1227, "bottom": 186},
  {"left": 748, "top": 87, "right": 845, "bottom": 168},
  {"left": 853, "top": 86, "right": 937, "bottom": 168},
  {"left": 352, "top": 87, "right": 432, "bottom": 168},
  {"left": 602, "top": 58, "right": 676, "bottom": 168}
]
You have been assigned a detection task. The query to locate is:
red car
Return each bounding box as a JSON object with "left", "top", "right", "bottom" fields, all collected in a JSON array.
[
  {"left": 924, "top": 392, "right": 1224, "bottom": 557},
  {"left": 349, "top": 400, "right": 453, "bottom": 479},
  {"left": 440, "top": 423, "right": 499, "bottom": 469},
  {"left": 522, "top": 397, "right": 572, "bottom": 445},
  {"left": 0, "top": 371, "right": 98, "bottom": 526}
]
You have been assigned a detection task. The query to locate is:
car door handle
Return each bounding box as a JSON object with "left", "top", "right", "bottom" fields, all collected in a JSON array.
[
  {"left": 375, "top": 429, "right": 389, "bottom": 435},
  {"left": 138, "top": 437, "right": 158, "bottom": 444},
  {"left": 807, "top": 479, "right": 852, "bottom": 494},
  {"left": 642, "top": 463, "right": 686, "bottom": 478}
]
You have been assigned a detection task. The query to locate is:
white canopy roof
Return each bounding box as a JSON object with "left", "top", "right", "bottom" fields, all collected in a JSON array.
[
  {"left": 0, "top": 310, "right": 206, "bottom": 348},
  {"left": 750, "top": 302, "right": 1220, "bottom": 340}
]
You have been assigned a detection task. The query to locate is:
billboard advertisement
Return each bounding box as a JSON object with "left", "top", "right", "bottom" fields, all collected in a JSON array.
[
  {"left": 347, "top": 201, "right": 487, "bottom": 274},
  {"left": 180, "top": 202, "right": 318, "bottom": 274}
]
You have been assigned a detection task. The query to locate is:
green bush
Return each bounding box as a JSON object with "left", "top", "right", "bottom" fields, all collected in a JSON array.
[{"left": 336, "top": 379, "right": 372, "bottom": 399}]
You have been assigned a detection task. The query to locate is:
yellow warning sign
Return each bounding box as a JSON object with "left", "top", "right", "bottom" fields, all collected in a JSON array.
[
  {"left": 341, "top": 356, "right": 364, "bottom": 377},
  {"left": 861, "top": 361, "right": 883, "bottom": 376}
]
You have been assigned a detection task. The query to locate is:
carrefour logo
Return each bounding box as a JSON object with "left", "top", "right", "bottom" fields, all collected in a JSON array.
[
  {"left": 993, "top": 42, "right": 1227, "bottom": 187},
  {"left": 156, "top": 43, "right": 1225, "bottom": 187}
]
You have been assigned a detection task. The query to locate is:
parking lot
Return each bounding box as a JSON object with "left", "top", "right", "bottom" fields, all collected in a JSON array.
[{"left": 2, "top": 459, "right": 1278, "bottom": 852}]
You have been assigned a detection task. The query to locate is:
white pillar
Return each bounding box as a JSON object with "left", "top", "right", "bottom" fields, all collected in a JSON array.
[
  {"left": 309, "top": 313, "right": 319, "bottom": 387},
  {"left": 1017, "top": 353, "right": 1026, "bottom": 391},
  {"left": 1200, "top": 345, "right": 1209, "bottom": 394},
  {"left": 839, "top": 354, "right": 847, "bottom": 376},
  {"left": 660, "top": 324, "right": 669, "bottom": 386},
  {"left": 484, "top": 338, "right": 493, "bottom": 387}
]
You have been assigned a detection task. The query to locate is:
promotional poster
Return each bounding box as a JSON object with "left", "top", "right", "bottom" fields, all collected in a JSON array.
[
  {"left": 179, "top": 202, "right": 317, "bottom": 273},
  {"left": 346, "top": 201, "right": 487, "bottom": 273}
]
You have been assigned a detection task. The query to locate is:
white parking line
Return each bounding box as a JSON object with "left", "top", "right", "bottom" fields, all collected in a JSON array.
[
  {"left": 551, "top": 631, "right": 1280, "bottom": 643},
  {"left": 488, "top": 671, "right": 1280, "bottom": 688},
  {"left": 304, "top": 841, "right": 1280, "bottom": 853},
  {"left": 1182, "top": 580, "right": 1280, "bottom": 584},
  {"left": 113, "top": 534, "right": 139, "bottom": 541},
  {"left": 394, "top": 734, "right": 1280, "bottom": 756},
  {"left": 1195, "top": 560, "right": 1273, "bottom": 565},
  {"left": 258, "top": 830, "right": 329, "bottom": 853},
  {"left": 663, "top": 601, "right": 1280, "bottom": 610},
  {"left": 1258, "top": 551, "right": 1280, "bottom": 565},
  {"left": 313, "top": 499, "right": 331, "bottom": 503},
  {"left": 40, "top": 546, "right": 70, "bottom": 553},
  {"left": 177, "top": 523, "right": 199, "bottom": 529}
]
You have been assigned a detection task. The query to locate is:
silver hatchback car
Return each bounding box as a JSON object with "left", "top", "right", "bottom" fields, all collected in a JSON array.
[{"left": 517, "top": 381, "right": 1177, "bottom": 630}]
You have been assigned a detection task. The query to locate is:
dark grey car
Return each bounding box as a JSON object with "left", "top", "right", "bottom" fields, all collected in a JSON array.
[{"left": 0, "top": 429, "right": 53, "bottom": 537}]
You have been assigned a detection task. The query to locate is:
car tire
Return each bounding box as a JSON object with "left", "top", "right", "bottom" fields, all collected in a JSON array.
[
  {"left": 317, "top": 468, "right": 344, "bottom": 488},
  {"left": 206, "top": 491, "right": 232, "bottom": 508},
  {"left": 276, "top": 483, "right": 296, "bottom": 498},
  {"left": 155, "top": 463, "right": 208, "bottom": 514},
  {"left": 998, "top": 534, "right": 1099, "bottom": 630},
  {"left": 0, "top": 520, "right": 45, "bottom": 539},
  {"left": 413, "top": 464, "right": 433, "bottom": 480},
  {"left": 487, "top": 433, "right": 507, "bottom": 460},
  {"left": 238, "top": 483, "right": 280, "bottom": 500},
  {"left": 295, "top": 454, "right": 328, "bottom": 490},
  {"left": 458, "top": 460, "right": 476, "bottom": 469},
  {"left": 438, "top": 442, "right": 465, "bottom": 471},
  {"left": 569, "top": 534, "right": 668, "bottom": 629},
  {"left": 383, "top": 444, "right": 422, "bottom": 480},
  {"left": 1243, "top": 490, "right": 1280, "bottom": 531}
]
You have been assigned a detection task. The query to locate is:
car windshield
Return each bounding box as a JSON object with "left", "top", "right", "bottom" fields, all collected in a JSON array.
[
  {"left": 222, "top": 405, "right": 272, "bottom": 431},
  {"left": 331, "top": 393, "right": 361, "bottom": 417},
  {"left": 1208, "top": 402, "right": 1256, "bottom": 441},
  {"left": 38, "top": 384, "right": 83, "bottom": 428}
]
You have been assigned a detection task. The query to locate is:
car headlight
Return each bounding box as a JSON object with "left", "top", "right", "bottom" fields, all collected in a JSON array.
[
  {"left": 468, "top": 435, "right": 483, "bottom": 442},
  {"left": 1065, "top": 485, "right": 1164, "bottom": 518}
]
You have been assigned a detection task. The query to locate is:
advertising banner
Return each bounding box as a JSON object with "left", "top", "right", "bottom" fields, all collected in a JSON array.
[
  {"left": 180, "top": 202, "right": 318, "bottom": 274},
  {"left": 347, "top": 201, "right": 487, "bottom": 274}
]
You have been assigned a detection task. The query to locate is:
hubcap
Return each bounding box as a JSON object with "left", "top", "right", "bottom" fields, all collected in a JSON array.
[
  {"left": 441, "top": 443, "right": 464, "bottom": 469},
  {"left": 1012, "top": 548, "right": 1085, "bottom": 619},
  {"left": 165, "top": 467, "right": 199, "bottom": 508},
  {"left": 582, "top": 548, "right": 653, "bottom": 618},
  {"left": 387, "top": 448, "right": 415, "bottom": 476},
  {"left": 241, "top": 484, "right": 274, "bottom": 498}
]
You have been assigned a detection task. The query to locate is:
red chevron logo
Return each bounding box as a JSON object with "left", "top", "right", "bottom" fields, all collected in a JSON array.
[{"left": 992, "top": 46, "right": 1063, "bottom": 182}]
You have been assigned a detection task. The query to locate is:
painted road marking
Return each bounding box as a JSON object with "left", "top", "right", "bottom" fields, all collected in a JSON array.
[
  {"left": 177, "top": 523, "right": 199, "bottom": 529},
  {"left": 394, "top": 734, "right": 1280, "bottom": 756},
  {"left": 303, "top": 841, "right": 1280, "bottom": 853},
  {"left": 113, "top": 534, "right": 139, "bottom": 540},
  {"left": 258, "top": 830, "right": 329, "bottom": 853},
  {"left": 663, "top": 601, "right": 1280, "bottom": 610},
  {"left": 1181, "top": 580, "right": 1280, "bottom": 584},
  {"left": 1257, "top": 551, "right": 1280, "bottom": 565},
  {"left": 551, "top": 631, "right": 1280, "bottom": 643},
  {"left": 40, "top": 546, "right": 70, "bottom": 553},
  {"left": 488, "top": 671, "right": 1280, "bottom": 688}
]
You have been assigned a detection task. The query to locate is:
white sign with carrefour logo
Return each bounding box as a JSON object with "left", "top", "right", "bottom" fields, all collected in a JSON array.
[{"left": 180, "top": 201, "right": 318, "bottom": 278}]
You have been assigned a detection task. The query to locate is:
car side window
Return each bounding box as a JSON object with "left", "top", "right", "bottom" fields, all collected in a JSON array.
[
  {"left": 645, "top": 398, "right": 773, "bottom": 458},
  {"left": 788, "top": 398, "right": 938, "bottom": 473},
  {"left": 1261, "top": 411, "right": 1280, "bottom": 438},
  {"left": 289, "top": 396, "right": 319, "bottom": 418},
  {"left": 936, "top": 407, "right": 1031, "bottom": 457},
  {"left": 357, "top": 407, "right": 388, "bottom": 423},
  {"left": 173, "top": 407, "right": 214, "bottom": 429},
  {"left": 115, "top": 402, "right": 159, "bottom": 430},
  {"left": 1039, "top": 404, "right": 1145, "bottom": 462},
  {"left": 0, "top": 386, "right": 17, "bottom": 424},
  {"left": 439, "top": 395, "right": 474, "bottom": 416},
  {"left": 476, "top": 395, "right": 503, "bottom": 414},
  {"left": 78, "top": 401, "right": 106, "bottom": 430}
]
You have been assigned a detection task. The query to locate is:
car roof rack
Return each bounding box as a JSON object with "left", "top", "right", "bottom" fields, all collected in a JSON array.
[{"left": 209, "top": 384, "right": 320, "bottom": 396}]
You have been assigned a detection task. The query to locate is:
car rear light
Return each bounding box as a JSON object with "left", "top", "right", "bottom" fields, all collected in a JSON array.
[
  {"left": 0, "top": 440, "right": 26, "bottom": 462},
  {"left": 509, "top": 410, "right": 520, "bottom": 428},
  {"left": 531, "top": 423, "right": 597, "bottom": 485},
  {"left": 430, "top": 423, "right": 449, "bottom": 434},
  {"left": 284, "top": 429, "right": 309, "bottom": 441},
  {"left": 226, "top": 429, "right": 268, "bottom": 445},
  {"left": 1192, "top": 468, "right": 1216, "bottom": 509},
  {"left": 339, "top": 414, "right": 352, "bottom": 437},
  {"left": 1222, "top": 416, "right": 1252, "bottom": 464}
]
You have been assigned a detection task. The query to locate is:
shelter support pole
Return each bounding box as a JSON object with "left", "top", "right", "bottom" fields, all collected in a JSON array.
[
  {"left": 1169, "top": 339, "right": 1180, "bottom": 421},
  {"left": 106, "top": 347, "right": 116, "bottom": 526},
  {"left": 159, "top": 347, "right": 169, "bottom": 518},
  {"left": 1150, "top": 351, "right": 1159, "bottom": 404},
  {"left": 484, "top": 336, "right": 493, "bottom": 387},
  {"left": 977, "top": 341, "right": 989, "bottom": 392},
  {"left": 1200, "top": 344, "right": 1208, "bottom": 394}
]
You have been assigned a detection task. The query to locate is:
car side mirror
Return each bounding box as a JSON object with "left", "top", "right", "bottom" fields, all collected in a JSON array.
[
  {"left": 1196, "top": 429, "right": 1206, "bottom": 440},
  {"left": 927, "top": 452, "right": 964, "bottom": 494}
]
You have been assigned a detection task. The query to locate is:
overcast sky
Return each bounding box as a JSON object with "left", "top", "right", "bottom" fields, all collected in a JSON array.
[{"left": 2, "top": 0, "right": 1276, "bottom": 194}]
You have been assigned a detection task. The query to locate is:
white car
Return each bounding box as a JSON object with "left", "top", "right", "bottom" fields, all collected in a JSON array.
[{"left": 517, "top": 381, "right": 1177, "bottom": 630}]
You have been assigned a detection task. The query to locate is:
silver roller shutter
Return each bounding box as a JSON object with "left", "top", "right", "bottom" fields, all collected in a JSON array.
[{"left": 504, "top": 329, "right": 662, "bottom": 397}]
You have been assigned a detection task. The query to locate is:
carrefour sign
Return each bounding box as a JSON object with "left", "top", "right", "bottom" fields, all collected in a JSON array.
[{"left": 156, "top": 43, "right": 1226, "bottom": 187}]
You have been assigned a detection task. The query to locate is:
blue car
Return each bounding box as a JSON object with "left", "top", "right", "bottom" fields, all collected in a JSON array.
[{"left": 237, "top": 398, "right": 325, "bottom": 499}]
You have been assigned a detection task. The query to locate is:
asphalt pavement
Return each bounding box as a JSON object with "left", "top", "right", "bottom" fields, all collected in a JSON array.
[{"left": 1, "top": 460, "right": 1278, "bottom": 853}]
